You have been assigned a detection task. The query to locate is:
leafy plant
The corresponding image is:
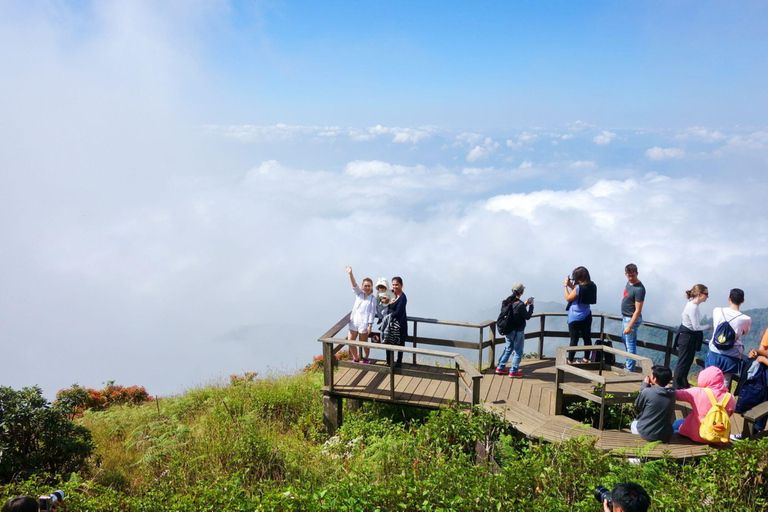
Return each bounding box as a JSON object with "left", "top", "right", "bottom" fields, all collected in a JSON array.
[
  {"left": 565, "top": 384, "right": 638, "bottom": 429},
  {"left": 0, "top": 386, "right": 94, "bottom": 483}
]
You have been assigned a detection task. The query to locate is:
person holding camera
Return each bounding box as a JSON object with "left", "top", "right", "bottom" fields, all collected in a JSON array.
[
  {"left": 564, "top": 266, "right": 597, "bottom": 363},
  {"left": 495, "top": 283, "right": 533, "bottom": 378},
  {"left": 597, "top": 482, "right": 650, "bottom": 512}
]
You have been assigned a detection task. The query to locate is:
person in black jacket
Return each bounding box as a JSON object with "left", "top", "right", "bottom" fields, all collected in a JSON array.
[{"left": 495, "top": 283, "right": 533, "bottom": 378}]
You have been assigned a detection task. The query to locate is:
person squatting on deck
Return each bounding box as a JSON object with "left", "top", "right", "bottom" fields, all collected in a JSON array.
[
  {"left": 704, "top": 288, "right": 752, "bottom": 390},
  {"left": 344, "top": 265, "right": 376, "bottom": 364},
  {"left": 564, "top": 266, "right": 597, "bottom": 363},
  {"left": 495, "top": 283, "right": 534, "bottom": 378},
  {"left": 621, "top": 263, "right": 645, "bottom": 372},
  {"left": 630, "top": 365, "right": 676, "bottom": 443},
  {"left": 673, "top": 284, "right": 712, "bottom": 390},
  {"left": 383, "top": 277, "right": 407, "bottom": 368},
  {"left": 673, "top": 366, "right": 735, "bottom": 444}
]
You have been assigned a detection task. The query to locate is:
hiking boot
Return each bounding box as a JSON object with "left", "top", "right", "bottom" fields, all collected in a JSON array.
[
  {"left": 495, "top": 367, "right": 507, "bottom": 375},
  {"left": 509, "top": 370, "right": 523, "bottom": 378}
]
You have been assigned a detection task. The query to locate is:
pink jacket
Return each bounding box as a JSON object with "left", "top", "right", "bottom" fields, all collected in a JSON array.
[{"left": 675, "top": 366, "right": 735, "bottom": 444}]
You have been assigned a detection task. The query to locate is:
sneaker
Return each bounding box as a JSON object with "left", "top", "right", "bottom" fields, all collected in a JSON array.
[
  {"left": 495, "top": 367, "right": 507, "bottom": 375},
  {"left": 509, "top": 370, "right": 523, "bottom": 378},
  {"left": 352, "top": 358, "right": 360, "bottom": 363},
  {"left": 362, "top": 358, "right": 370, "bottom": 364},
  {"left": 730, "top": 433, "right": 744, "bottom": 442}
]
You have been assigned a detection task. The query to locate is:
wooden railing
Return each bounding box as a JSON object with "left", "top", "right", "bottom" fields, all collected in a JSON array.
[
  {"left": 519, "top": 312, "right": 680, "bottom": 367},
  {"left": 320, "top": 311, "right": 680, "bottom": 374},
  {"left": 318, "top": 313, "right": 484, "bottom": 408}
]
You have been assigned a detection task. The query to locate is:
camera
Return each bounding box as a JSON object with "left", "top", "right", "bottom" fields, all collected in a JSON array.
[
  {"left": 594, "top": 485, "right": 612, "bottom": 508},
  {"left": 38, "top": 490, "right": 64, "bottom": 511}
]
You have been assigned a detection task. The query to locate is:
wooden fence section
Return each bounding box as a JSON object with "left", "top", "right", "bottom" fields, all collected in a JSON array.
[{"left": 318, "top": 310, "right": 740, "bottom": 458}]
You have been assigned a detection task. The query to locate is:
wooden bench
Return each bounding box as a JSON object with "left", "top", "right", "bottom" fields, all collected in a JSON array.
[
  {"left": 741, "top": 401, "right": 768, "bottom": 438},
  {"left": 554, "top": 345, "right": 653, "bottom": 430}
]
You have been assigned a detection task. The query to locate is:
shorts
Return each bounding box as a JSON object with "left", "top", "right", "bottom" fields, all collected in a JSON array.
[{"left": 348, "top": 320, "right": 369, "bottom": 334}]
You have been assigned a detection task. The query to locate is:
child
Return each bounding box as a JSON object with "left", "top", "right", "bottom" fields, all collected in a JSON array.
[
  {"left": 674, "top": 366, "right": 735, "bottom": 444},
  {"left": 375, "top": 278, "right": 395, "bottom": 317},
  {"left": 631, "top": 365, "right": 676, "bottom": 442}
]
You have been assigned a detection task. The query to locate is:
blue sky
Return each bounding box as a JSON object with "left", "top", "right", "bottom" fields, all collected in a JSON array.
[
  {"left": 1, "top": 0, "right": 768, "bottom": 397},
  {"left": 192, "top": 1, "right": 768, "bottom": 127}
]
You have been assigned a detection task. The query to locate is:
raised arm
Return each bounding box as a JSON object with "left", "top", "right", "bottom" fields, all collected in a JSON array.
[
  {"left": 344, "top": 265, "right": 358, "bottom": 288},
  {"left": 564, "top": 277, "right": 577, "bottom": 303}
]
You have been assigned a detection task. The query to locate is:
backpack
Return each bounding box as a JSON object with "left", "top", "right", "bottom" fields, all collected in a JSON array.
[
  {"left": 699, "top": 387, "right": 732, "bottom": 443},
  {"left": 712, "top": 309, "right": 743, "bottom": 350},
  {"left": 496, "top": 300, "right": 518, "bottom": 336}
]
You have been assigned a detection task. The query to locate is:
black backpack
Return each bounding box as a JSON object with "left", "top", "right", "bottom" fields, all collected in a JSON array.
[
  {"left": 497, "top": 301, "right": 518, "bottom": 336},
  {"left": 712, "top": 309, "right": 743, "bottom": 350}
]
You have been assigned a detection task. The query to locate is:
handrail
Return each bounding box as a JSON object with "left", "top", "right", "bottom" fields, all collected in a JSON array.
[{"left": 318, "top": 337, "right": 483, "bottom": 408}]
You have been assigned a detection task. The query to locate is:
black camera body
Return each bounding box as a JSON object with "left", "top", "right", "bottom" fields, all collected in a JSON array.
[
  {"left": 595, "top": 485, "right": 613, "bottom": 509},
  {"left": 38, "top": 490, "right": 64, "bottom": 511}
]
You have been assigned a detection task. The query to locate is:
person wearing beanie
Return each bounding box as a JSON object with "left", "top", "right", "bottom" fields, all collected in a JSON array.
[{"left": 495, "top": 283, "right": 533, "bottom": 378}]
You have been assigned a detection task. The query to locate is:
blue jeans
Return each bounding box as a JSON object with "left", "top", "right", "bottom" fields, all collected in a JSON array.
[
  {"left": 498, "top": 330, "right": 525, "bottom": 372},
  {"left": 622, "top": 315, "right": 642, "bottom": 372}
]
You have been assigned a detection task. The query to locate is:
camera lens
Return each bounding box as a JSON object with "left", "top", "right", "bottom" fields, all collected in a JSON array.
[{"left": 594, "top": 485, "right": 613, "bottom": 506}]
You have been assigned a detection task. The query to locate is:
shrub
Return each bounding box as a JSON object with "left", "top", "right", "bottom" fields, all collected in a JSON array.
[
  {"left": 0, "top": 386, "right": 94, "bottom": 483},
  {"left": 55, "top": 381, "right": 151, "bottom": 417}
]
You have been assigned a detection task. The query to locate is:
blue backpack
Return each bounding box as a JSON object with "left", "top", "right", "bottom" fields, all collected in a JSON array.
[{"left": 712, "top": 309, "right": 743, "bottom": 350}]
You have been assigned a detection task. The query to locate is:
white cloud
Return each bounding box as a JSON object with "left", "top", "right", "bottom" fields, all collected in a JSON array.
[
  {"left": 675, "top": 126, "right": 727, "bottom": 142},
  {"left": 645, "top": 147, "right": 686, "bottom": 160},
  {"left": 506, "top": 131, "right": 538, "bottom": 150},
  {"left": 518, "top": 161, "right": 533, "bottom": 169},
  {"left": 345, "top": 160, "right": 423, "bottom": 177},
  {"left": 723, "top": 131, "right": 768, "bottom": 151},
  {"left": 568, "top": 160, "right": 597, "bottom": 170},
  {"left": 593, "top": 130, "right": 617, "bottom": 145},
  {"left": 466, "top": 137, "right": 499, "bottom": 162}
]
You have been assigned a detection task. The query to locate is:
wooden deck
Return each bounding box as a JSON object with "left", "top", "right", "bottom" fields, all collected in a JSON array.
[{"left": 327, "top": 357, "right": 744, "bottom": 459}]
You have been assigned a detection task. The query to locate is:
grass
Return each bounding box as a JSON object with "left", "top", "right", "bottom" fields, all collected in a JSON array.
[{"left": 2, "top": 369, "right": 768, "bottom": 510}]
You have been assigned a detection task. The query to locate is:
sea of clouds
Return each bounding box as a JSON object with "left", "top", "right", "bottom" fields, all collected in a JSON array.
[{"left": 1, "top": 1, "right": 767, "bottom": 397}]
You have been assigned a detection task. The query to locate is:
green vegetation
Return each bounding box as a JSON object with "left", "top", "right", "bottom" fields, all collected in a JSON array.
[{"left": 2, "top": 372, "right": 768, "bottom": 510}]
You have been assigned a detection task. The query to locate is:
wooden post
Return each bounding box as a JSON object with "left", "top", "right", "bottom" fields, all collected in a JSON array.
[
  {"left": 348, "top": 398, "right": 361, "bottom": 412},
  {"left": 598, "top": 385, "right": 607, "bottom": 430},
  {"left": 478, "top": 327, "right": 484, "bottom": 371},
  {"left": 554, "top": 367, "right": 564, "bottom": 415},
  {"left": 412, "top": 320, "right": 418, "bottom": 365},
  {"left": 665, "top": 330, "right": 674, "bottom": 367},
  {"left": 323, "top": 341, "right": 334, "bottom": 392},
  {"left": 454, "top": 363, "right": 460, "bottom": 406},
  {"left": 488, "top": 323, "right": 497, "bottom": 369},
  {"left": 389, "top": 348, "right": 396, "bottom": 401},
  {"left": 323, "top": 395, "right": 342, "bottom": 434},
  {"left": 472, "top": 374, "right": 481, "bottom": 408},
  {"left": 538, "top": 315, "right": 545, "bottom": 359}
]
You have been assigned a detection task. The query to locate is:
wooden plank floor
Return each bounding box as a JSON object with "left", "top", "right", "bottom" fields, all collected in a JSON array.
[{"left": 325, "top": 357, "right": 745, "bottom": 459}]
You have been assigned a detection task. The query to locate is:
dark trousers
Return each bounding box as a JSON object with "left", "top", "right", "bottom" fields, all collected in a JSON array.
[
  {"left": 568, "top": 314, "right": 593, "bottom": 360},
  {"left": 673, "top": 327, "right": 702, "bottom": 389}
]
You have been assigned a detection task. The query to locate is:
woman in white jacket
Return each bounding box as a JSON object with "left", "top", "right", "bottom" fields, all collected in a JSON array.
[{"left": 344, "top": 265, "right": 376, "bottom": 363}]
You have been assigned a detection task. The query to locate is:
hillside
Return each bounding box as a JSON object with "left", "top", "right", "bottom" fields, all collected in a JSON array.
[{"left": 2, "top": 370, "right": 768, "bottom": 510}]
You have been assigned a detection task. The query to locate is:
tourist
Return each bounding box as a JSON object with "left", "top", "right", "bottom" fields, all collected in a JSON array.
[
  {"left": 630, "top": 365, "right": 676, "bottom": 443},
  {"left": 495, "top": 283, "right": 534, "bottom": 378},
  {"left": 383, "top": 276, "right": 407, "bottom": 368},
  {"left": 344, "top": 265, "right": 376, "bottom": 363},
  {"left": 674, "top": 366, "right": 735, "bottom": 444},
  {"left": 673, "top": 284, "right": 712, "bottom": 389},
  {"left": 602, "top": 482, "right": 650, "bottom": 512},
  {"left": 564, "top": 266, "right": 597, "bottom": 363},
  {"left": 621, "top": 263, "right": 645, "bottom": 372},
  {"left": 704, "top": 288, "right": 752, "bottom": 389}
]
